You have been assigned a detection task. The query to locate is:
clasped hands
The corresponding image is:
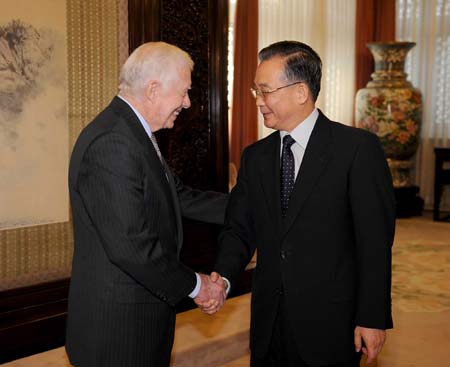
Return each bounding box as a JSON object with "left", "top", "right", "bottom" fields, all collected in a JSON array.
[{"left": 194, "top": 272, "right": 227, "bottom": 315}]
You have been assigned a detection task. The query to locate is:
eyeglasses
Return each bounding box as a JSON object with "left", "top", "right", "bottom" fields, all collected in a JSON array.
[{"left": 250, "top": 81, "right": 302, "bottom": 99}]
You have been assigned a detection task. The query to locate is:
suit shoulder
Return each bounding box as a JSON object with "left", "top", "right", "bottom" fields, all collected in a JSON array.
[
  {"left": 242, "top": 130, "right": 278, "bottom": 156},
  {"left": 69, "top": 106, "right": 135, "bottom": 173},
  {"left": 73, "top": 105, "right": 133, "bottom": 150},
  {"left": 327, "top": 119, "right": 381, "bottom": 148},
  {"left": 80, "top": 107, "right": 121, "bottom": 139}
]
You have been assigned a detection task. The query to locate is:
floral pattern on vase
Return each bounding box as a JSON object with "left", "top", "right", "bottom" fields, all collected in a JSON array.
[
  {"left": 355, "top": 42, "right": 422, "bottom": 187},
  {"left": 358, "top": 88, "right": 421, "bottom": 159}
]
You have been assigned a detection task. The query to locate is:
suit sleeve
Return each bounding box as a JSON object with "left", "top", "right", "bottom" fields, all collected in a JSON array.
[
  {"left": 214, "top": 148, "right": 256, "bottom": 287},
  {"left": 172, "top": 172, "right": 228, "bottom": 225},
  {"left": 349, "top": 132, "right": 396, "bottom": 329},
  {"left": 77, "top": 132, "right": 196, "bottom": 306}
]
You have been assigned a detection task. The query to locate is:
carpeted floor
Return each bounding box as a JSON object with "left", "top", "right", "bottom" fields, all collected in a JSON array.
[
  {"left": 392, "top": 219, "right": 450, "bottom": 313},
  {"left": 367, "top": 218, "right": 450, "bottom": 367}
]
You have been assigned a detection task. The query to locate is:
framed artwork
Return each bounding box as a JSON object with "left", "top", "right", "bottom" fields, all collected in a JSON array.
[
  {"left": 0, "top": 1, "right": 69, "bottom": 231},
  {"left": 0, "top": 0, "right": 125, "bottom": 291}
]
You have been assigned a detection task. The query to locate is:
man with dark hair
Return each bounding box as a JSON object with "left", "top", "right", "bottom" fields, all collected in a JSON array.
[{"left": 215, "top": 41, "right": 395, "bottom": 366}]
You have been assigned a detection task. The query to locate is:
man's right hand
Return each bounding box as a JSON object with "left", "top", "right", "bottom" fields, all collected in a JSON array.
[{"left": 194, "top": 273, "right": 226, "bottom": 315}]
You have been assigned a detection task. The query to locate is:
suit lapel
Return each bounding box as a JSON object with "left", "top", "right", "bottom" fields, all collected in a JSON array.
[
  {"left": 258, "top": 132, "right": 283, "bottom": 236},
  {"left": 282, "top": 112, "right": 333, "bottom": 236},
  {"left": 110, "top": 97, "right": 181, "bottom": 241}
]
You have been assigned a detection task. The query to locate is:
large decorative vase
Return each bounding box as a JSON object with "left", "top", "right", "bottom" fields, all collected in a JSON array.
[{"left": 355, "top": 42, "right": 422, "bottom": 188}]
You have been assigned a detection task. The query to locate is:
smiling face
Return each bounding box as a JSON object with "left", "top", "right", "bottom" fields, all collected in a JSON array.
[
  {"left": 254, "top": 57, "right": 309, "bottom": 132},
  {"left": 153, "top": 65, "right": 192, "bottom": 130}
]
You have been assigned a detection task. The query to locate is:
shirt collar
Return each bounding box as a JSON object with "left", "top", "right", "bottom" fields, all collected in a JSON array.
[
  {"left": 280, "top": 108, "right": 318, "bottom": 149},
  {"left": 118, "top": 95, "right": 153, "bottom": 139}
]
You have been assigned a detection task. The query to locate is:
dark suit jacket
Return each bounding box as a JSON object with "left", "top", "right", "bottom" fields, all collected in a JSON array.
[
  {"left": 216, "top": 110, "right": 395, "bottom": 365},
  {"left": 66, "top": 97, "right": 227, "bottom": 367}
]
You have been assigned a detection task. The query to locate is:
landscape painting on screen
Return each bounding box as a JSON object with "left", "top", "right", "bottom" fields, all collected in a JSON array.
[{"left": 0, "top": 0, "right": 68, "bottom": 229}]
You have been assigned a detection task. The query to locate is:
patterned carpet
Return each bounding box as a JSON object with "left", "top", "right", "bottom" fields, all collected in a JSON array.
[{"left": 392, "top": 219, "right": 450, "bottom": 312}]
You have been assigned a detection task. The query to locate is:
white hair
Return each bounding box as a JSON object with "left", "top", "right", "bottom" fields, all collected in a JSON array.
[{"left": 118, "top": 42, "right": 194, "bottom": 95}]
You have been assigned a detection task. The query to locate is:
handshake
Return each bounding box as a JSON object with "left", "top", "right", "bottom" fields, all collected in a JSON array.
[{"left": 193, "top": 272, "right": 228, "bottom": 315}]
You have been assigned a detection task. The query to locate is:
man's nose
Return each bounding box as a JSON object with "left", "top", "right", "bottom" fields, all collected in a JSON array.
[
  {"left": 255, "top": 94, "right": 265, "bottom": 107},
  {"left": 183, "top": 94, "right": 191, "bottom": 109}
]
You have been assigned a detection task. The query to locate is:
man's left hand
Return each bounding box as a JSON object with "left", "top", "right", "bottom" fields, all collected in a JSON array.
[{"left": 354, "top": 326, "right": 386, "bottom": 364}]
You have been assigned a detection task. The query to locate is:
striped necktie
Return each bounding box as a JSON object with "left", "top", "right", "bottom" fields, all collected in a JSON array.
[
  {"left": 150, "top": 133, "right": 163, "bottom": 162},
  {"left": 150, "top": 133, "right": 170, "bottom": 181}
]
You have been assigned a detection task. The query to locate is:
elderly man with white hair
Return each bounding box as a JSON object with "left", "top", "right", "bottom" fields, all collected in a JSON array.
[{"left": 66, "top": 42, "right": 228, "bottom": 367}]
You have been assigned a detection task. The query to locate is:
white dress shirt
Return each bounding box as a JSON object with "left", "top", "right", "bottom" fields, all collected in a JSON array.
[{"left": 279, "top": 108, "right": 318, "bottom": 179}]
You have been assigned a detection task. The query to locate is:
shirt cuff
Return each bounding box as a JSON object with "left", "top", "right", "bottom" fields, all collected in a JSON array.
[
  {"left": 188, "top": 272, "right": 201, "bottom": 298},
  {"left": 222, "top": 276, "right": 231, "bottom": 295}
]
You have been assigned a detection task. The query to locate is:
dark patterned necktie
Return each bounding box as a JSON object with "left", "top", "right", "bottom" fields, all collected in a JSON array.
[{"left": 281, "top": 134, "right": 296, "bottom": 217}]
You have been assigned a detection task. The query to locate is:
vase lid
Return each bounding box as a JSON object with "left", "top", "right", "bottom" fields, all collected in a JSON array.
[{"left": 367, "top": 41, "right": 416, "bottom": 51}]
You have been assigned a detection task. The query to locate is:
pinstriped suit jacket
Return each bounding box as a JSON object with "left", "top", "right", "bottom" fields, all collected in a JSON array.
[{"left": 66, "top": 97, "right": 227, "bottom": 367}]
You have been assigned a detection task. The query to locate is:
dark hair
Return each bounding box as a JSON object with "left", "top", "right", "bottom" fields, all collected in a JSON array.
[{"left": 258, "top": 41, "right": 322, "bottom": 101}]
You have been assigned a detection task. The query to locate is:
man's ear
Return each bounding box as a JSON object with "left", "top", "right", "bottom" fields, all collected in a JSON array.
[
  {"left": 145, "top": 80, "right": 159, "bottom": 103},
  {"left": 296, "top": 82, "right": 309, "bottom": 105}
]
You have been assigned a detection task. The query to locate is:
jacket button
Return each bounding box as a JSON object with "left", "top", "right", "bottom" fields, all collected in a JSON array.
[
  {"left": 280, "top": 250, "right": 286, "bottom": 260},
  {"left": 275, "top": 288, "right": 283, "bottom": 295}
]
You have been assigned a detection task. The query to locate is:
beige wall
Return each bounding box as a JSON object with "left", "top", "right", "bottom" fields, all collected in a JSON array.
[{"left": 0, "top": 0, "right": 126, "bottom": 291}]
